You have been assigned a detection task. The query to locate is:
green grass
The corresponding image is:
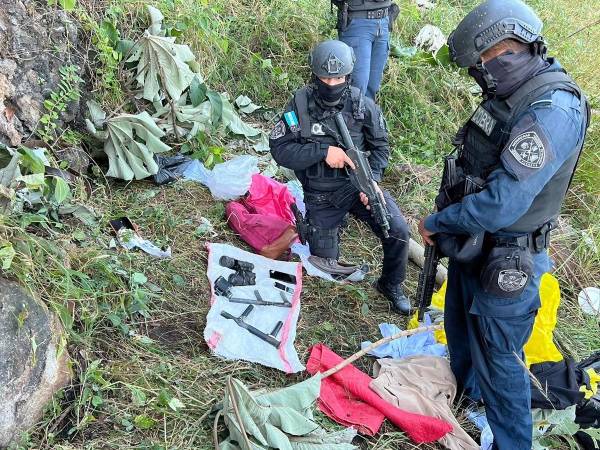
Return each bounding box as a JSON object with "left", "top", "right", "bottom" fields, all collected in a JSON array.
[{"left": 3, "top": 0, "right": 599, "bottom": 449}]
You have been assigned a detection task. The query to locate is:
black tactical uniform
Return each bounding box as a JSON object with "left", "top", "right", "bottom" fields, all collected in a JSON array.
[{"left": 270, "top": 40, "right": 411, "bottom": 314}]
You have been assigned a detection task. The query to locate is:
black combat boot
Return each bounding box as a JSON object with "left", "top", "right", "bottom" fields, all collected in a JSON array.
[{"left": 375, "top": 279, "right": 411, "bottom": 315}]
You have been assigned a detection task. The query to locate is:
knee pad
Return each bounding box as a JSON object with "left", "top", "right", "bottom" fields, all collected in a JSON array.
[{"left": 307, "top": 225, "right": 340, "bottom": 259}]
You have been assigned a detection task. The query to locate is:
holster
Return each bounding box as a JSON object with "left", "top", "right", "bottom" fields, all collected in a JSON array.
[
  {"left": 480, "top": 245, "right": 534, "bottom": 299},
  {"left": 336, "top": 1, "right": 350, "bottom": 31},
  {"left": 388, "top": 2, "right": 400, "bottom": 32}
]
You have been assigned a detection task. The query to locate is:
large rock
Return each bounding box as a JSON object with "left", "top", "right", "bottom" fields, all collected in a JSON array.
[
  {"left": 0, "top": 0, "right": 83, "bottom": 146},
  {"left": 0, "top": 278, "right": 71, "bottom": 447}
]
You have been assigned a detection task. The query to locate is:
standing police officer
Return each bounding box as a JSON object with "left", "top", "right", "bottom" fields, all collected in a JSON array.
[
  {"left": 332, "top": 0, "right": 399, "bottom": 99},
  {"left": 418, "top": 1, "right": 590, "bottom": 448},
  {"left": 270, "top": 40, "right": 411, "bottom": 314}
]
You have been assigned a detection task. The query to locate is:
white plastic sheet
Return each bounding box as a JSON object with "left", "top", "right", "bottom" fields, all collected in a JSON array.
[{"left": 182, "top": 155, "right": 258, "bottom": 200}]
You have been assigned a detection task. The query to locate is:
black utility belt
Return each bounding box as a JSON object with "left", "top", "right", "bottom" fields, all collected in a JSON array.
[
  {"left": 488, "top": 222, "right": 554, "bottom": 254},
  {"left": 348, "top": 8, "right": 388, "bottom": 19}
]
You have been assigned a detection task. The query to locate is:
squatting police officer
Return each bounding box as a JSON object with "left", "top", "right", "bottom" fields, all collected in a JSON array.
[
  {"left": 332, "top": 0, "right": 399, "bottom": 99},
  {"left": 270, "top": 40, "right": 411, "bottom": 314},
  {"left": 418, "top": 1, "right": 590, "bottom": 448}
]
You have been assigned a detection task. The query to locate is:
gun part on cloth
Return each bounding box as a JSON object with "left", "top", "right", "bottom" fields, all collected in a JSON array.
[
  {"left": 220, "top": 305, "right": 283, "bottom": 348},
  {"left": 273, "top": 281, "right": 295, "bottom": 295},
  {"left": 214, "top": 276, "right": 292, "bottom": 307},
  {"left": 219, "top": 255, "right": 256, "bottom": 286},
  {"left": 219, "top": 255, "right": 254, "bottom": 272},
  {"left": 269, "top": 270, "right": 296, "bottom": 284},
  {"left": 334, "top": 112, "right": 391, "bottom": 238}
]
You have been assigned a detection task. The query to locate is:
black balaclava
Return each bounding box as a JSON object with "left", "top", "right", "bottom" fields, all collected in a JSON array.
[
  {"left": 314, "top": 77, "right": 349, "bottom": 107},
  {"left": 470, "top": 49, "right": 548, "bottom": 98}
]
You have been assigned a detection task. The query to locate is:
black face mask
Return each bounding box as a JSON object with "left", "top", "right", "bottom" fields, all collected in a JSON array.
[
  {"left": 469, "top": 50, "right": 548, "bottom": 98},
  {"left": 484, "top": 51, "right": 547, "bottom": 97},
  {"left": 315, "top": 77, "right": 348, "bottom": 106}
]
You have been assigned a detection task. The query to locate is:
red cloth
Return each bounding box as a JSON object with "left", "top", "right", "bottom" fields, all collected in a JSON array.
[{"left": 306, "top": 344, "right": 453, "bottom": 443}]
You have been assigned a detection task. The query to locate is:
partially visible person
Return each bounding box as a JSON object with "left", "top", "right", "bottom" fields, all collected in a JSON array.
[
  {"left": 417, "top": 1, "right": 591, "bottom": 448},
  {"left": 269, "top": 40, "right": 411, "bottom": 314},
  {"left": 332, "top": 0, "right": 399, "bottom": 100}
]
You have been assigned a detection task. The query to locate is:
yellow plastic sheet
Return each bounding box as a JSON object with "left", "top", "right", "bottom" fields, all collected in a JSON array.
[
  {"left": 410, "top": 273, "right": 563, "bottom": 363},
  {"left": 580, "top": 368, "right": 600, "bottom": 400},
  {"left": 409, "top": 280, "right": 447, "bottom": 344},
  {"left": 523, "top": 273, "right": 563, "bottom": 367}
]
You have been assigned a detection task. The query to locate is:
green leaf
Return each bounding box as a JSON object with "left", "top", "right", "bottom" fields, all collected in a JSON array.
[
  {"left": 221, "top": 99, "right": 261, "bottom": 137},
  {"left": 53, "top": 177, "right": 70, "bottom": 205},
  {"left": 130, "top": 387, "right": 147, "bottom": 406},
  {"left": 206, "top": 90, "right": 223, "bottom": 126},
  {"left": 126, "top": 9, "right": 196, "bottom": 101},
  {"left": 16, "top": 173, "right": 46, "bottom": 190},
  {"left": 59, "top": 0, "right": 75, "bottom": 11},
  {"left": 134, "top": 414, "right": 157, "bottom": 430},
  {"left": 360, "top": 303, "right": 370, "bottom": 316},
  {"left": 19, "top": 147, "right": 46, "bottom": 174},
  {"left": 0, "top": 242, "right": 16, "bottom": 270},
  {"left": 235, "top": 95, "right": 261, "bottom": 114},
  {"left": 91, "top": 395, "right": 103, "bottom": 407},
  {"left": 168, "top": 397, "right": 184, "bottom": 411},
  {"left": 130, "top": 272, "right": 147, "bottom": 285},
  {"left": 116, "top": 39, "right": 135, "bottom": 57},
  {"left": 53, "top": 303, "right": 73, "bottom": 332},
  {"left": 88, "top": 112, "right": 170, "bottom": 180},
  {"left": 189, "top": 76, "right": 207, "bottom": 107},
  {"left": 172, "top": 274, "right": 185, "bottom": 286},
  {"left": 100, "top": 20, "right": 119, "bottom": 46},
  {"left": 434, "top": 44, "right": 452, "bottom": 66}
]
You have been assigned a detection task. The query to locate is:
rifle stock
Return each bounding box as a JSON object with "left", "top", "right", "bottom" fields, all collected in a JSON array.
[{"left": 333, "top": 112, "right": 391, "bottom": 238}]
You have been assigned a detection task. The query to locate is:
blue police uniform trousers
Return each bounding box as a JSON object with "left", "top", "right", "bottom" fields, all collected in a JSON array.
[
  {"left": 445, "top": 251, "right": 551, "bottom": 450},
  {"left": 305, "top": 188, "right": 409, "bottom": 284},
  {"left": 339, "top": 16, "right": 390, "bottom": 100}
]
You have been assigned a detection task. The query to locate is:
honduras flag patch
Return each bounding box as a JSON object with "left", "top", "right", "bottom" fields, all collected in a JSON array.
[{"left": 284, "top": 111, "right": 300, "bottom": 132}]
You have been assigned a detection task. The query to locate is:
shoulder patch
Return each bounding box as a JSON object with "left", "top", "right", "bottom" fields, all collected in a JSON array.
[
  {"left": 283, "top": 111, "right": 300, "bottom": 132},
  {"left": 471, "top": 105, "right": 497, "bottom": 136},
  {"left": 508, "top": 131, "right": 546, "bottom": 169},
  {"left": 269, "top": 120, "right": 286, "bottom": 140},
  {"left": 501, "top": 117, "right": 555, "bottom": 181}
]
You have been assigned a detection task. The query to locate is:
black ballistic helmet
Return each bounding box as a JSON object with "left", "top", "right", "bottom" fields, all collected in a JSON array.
[
  {"left": 448, "top": 0, "right": 545, "bottom": 67},
  {"left": 308, "top": 40, "right": 355, "bottom": 78}
]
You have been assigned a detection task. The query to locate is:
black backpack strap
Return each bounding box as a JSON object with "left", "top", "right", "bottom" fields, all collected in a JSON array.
[
  {"left": 349, "top": 86, "right": 365, "bottom": 120},
  {"left": 294, "top": 87, "right": 313, "bottom": 139}
]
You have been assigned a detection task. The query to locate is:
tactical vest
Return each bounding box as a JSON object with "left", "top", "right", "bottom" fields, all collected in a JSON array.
[
  {"left": 456, "top": 65, "right": 590, "bottom": 233},
  {"left": 294, "top": 85, "right": 366, "bottom": 192}
]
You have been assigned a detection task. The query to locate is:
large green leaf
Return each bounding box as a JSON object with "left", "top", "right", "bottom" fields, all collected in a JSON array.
[
  {"left": 127, "top": 29, "right": 196, "bottom": 101},
  {"left": 221, "top": 97, "right": 261, "bottom": 137},
  {"left": 87, "top": 112, "right": 170, "bottom": 180}
]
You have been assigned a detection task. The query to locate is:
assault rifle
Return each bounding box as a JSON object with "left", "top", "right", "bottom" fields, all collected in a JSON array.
[
  {"left": 334, "top": 112, "right": 391, "bottom": 238},
  {"left": 416, "top": 155, "right": 484, "bottom": 320},
  {"left": 416, "top": 242, "right": 441, "bottom": 321}
]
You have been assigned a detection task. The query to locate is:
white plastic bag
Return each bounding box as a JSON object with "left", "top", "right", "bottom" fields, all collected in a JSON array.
[{"left": 182, "top": 155, "right": 259, "bottom": 200}]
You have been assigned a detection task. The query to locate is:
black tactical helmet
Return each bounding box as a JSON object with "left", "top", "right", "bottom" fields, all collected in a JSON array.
[
  {"left": 448, "top": 0, "right": 545, "bottom": 68},
  {"left": 308, "top": 40, "right": 355, "bottom": 78}
]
